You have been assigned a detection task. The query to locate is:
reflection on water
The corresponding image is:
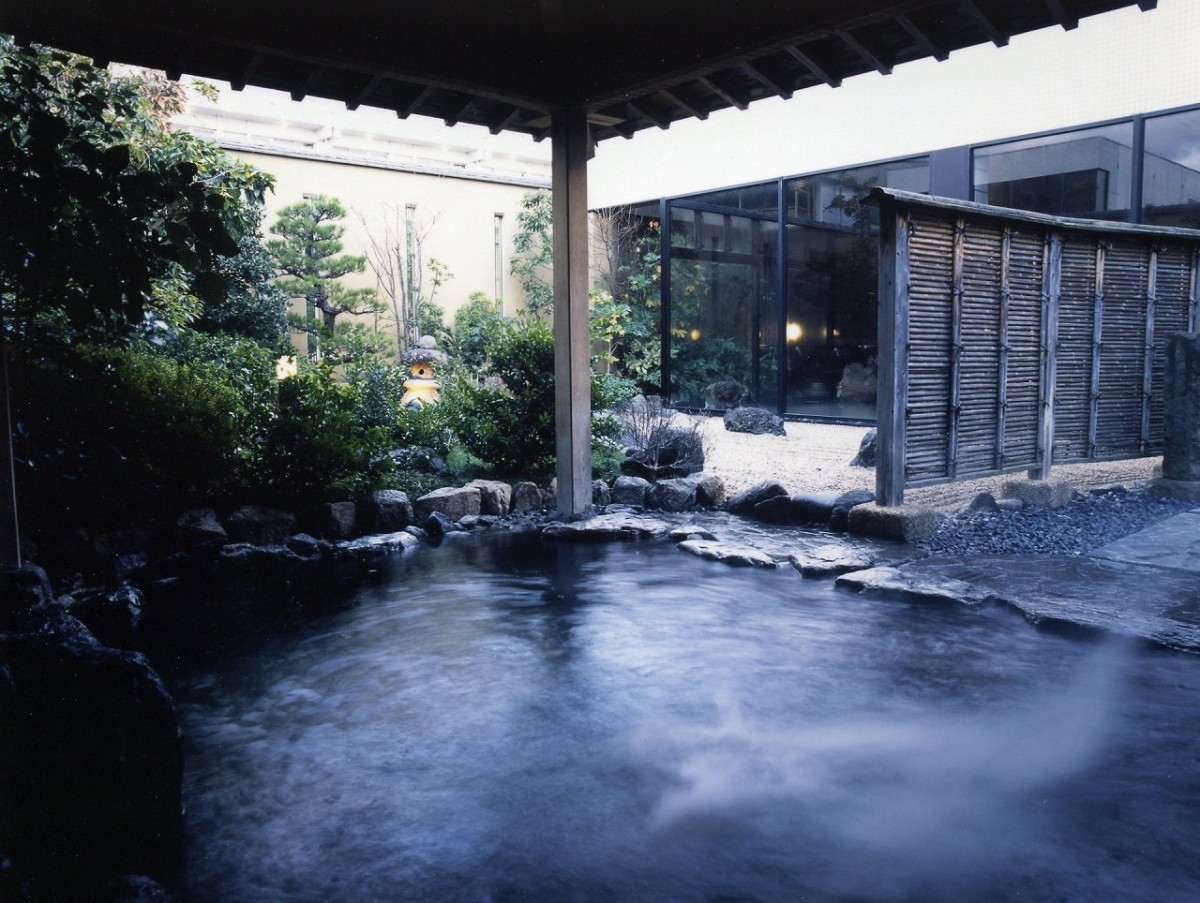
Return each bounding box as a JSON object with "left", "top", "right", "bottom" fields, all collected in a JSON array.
[{"left": 171, "top": 531, "right": 1200, "bottom": 902}]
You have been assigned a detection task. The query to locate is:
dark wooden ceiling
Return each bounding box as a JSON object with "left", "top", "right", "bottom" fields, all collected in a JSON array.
[{"left": 0, "top": 0, "right": 1157, "bottom": 143}]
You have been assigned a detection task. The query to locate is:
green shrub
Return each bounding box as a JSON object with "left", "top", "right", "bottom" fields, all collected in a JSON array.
[{"left": 449, "top": 292, "right": 512, "bottom": 377}]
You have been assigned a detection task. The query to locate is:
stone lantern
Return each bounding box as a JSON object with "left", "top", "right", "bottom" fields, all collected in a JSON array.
[{"left": 400, "top": 335, "right": 449, "bottom": 409}]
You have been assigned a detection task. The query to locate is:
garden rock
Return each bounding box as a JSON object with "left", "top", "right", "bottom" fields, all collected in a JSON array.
[
  {"left": 790, "top": 490, "right": 843, "bottom": 525},
  {"left": 611, "top": 474, "right": 651, "bottom": 506},
  {"left": 669, "top": 525, "right": 718, "bottom": 542},
  {"left": 510, "top": 481, "right": 543, "bottom": 514},
  {"left": 422, "top": 511, "right": 457, "bottom": 541},
  {"left": 415, "top": 485, "right": 481, "bottom": 522},
  {"left": 677, "top": 539, "right": 777, "bottom": 569},
  {"left": 751, "top": 495, "right": 795, "bottom": 524},
  {"left": 225, "top": 505, "right": 297, "bottom": 546},
  {"left": 967, "top": 492, "right": 1000, "bottom": 513},
  {"left": 829, "top": 488, "right": 876, "bottom": 532},
  {"left": 174, "top": 508, "right": 227, "bottom": 548},
  {"left": 727, "top": 480, "right": 789, "bottom": 514},
  {"left": 64, "top": 585, "right": 143, "bottom": 649},
  {"left": 592, "top": 480, "right": 612, "bottom": 507},
  {"left": 0, "top": 606, "right": 183, "bottom": 890},
  {"left": 647, "top": 477, "right": 696, "bottom": 512},
  {"left": 333, "top": 531, "right": 421, "bottom": 561},
  {"left": 703, "top": 380, "right": 751, "bottom": 410},
  {"left": 362, "top": 490, "right": 414, "bottom": 533},
  {"left": 311, "top": 501, "right": 357, "bottom": 540},
  {"left": 723, "top": 406, "right": 786, "bottom": 436},
  {"left": 850, "top": 428, "right": 877, "bottom": 467},
  {"left": 836, "top": 565, "right": 993, "bottom": 607},
  {"left": 467, "top": 479, "right": 512, "bottom": 516},
  {"left": 693, "top": 473, "right": 727, "bottom": 508}
]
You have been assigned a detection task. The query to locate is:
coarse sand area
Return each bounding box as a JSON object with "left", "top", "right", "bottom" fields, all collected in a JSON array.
[{"left": 694, "top": 414, "right": 1164, "bottom": 513}]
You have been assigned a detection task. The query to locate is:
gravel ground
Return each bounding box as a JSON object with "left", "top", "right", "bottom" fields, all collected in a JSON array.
[{"left": 691, "top": 411, "right": 1194, "bottom": 554}]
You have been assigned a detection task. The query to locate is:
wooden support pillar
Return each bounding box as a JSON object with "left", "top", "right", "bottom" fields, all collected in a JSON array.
[
  {"left": 876, "top": 204, "right": 910, "bottom": 507},
  {"left": 551, "top": 108, "right": 593, "bottom": 516},
  {"left": 1033, "top": 231, "right": 1062, "bottom": 480}
]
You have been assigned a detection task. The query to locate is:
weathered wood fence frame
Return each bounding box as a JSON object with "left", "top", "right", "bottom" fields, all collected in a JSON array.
[{"left": 871, "top": 188, "right": 1200, "bottom": 506}]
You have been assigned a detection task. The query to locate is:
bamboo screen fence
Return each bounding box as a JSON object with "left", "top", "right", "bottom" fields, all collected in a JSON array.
[{"left": 871, "top": 188, "right": 1200, "bottom": 506}]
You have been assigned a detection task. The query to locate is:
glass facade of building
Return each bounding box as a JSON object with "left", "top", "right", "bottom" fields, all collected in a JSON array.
[{"left": 632, "top": 103, "right": 1200, "bottom": 423}]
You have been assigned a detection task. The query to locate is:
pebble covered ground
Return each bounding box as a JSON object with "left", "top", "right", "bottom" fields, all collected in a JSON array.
[{"left": 694, "top": 411, "right": 1193, "bottom": 553}]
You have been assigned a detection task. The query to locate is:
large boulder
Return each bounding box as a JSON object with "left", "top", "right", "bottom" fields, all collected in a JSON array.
[
  {"left": 224, "top": 505, "right": 297, "bottom": 546},
  {"left": 174, "top": 508, "right": 228, "bottom": 549},
  {"left": 692, "top": 473, "right": 727, "bottom": 508},
  {"left": 646, "top": 477, "right": 697, "bottom": 512},
  {"left": 466, "top": 480, "right": 513, "bottom": 517},
  {"left": 0, "top": 601, "right": 183, "bottom": 892},
  {"left": 723, "top": 406, "right": 786, "bottom": 436},
  {"left": 361, "top": 490, "right": 414, "bottom": 534},
  {"left": 829, "top": 488, "right": 876, "bottom": 532},
  {"left": 592, "top": 480, "right": 612, "bottom": 507},
  {"left": 314, "top": 501, "right": 358, "bottom": 540},
  {"left": 727, "top": 480, "right": 789, "bottom": 514},
  {"left": 610, "top": 474, "right": 651, "bottom": 507},
  {"left": 509, "top": 481, "right": 544, "bottom": 515},
  {"left": 415, "top": 485, "right": 481, "bottom": 521},
  {"left": 789, "top": 490, "right": 844, "bottom": 525}
]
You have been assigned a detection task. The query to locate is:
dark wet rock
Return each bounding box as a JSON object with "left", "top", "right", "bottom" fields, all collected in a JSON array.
[
  {"left": 1, "top": 563, "right": 55, "bottom": 623},
  {"left": 542, "top": 513, "right": 670, "bottom": 542},
  {"left": 1089, "top": 483, "right": 1128, "bottom": 497},
  {"left": 314, "top": 501, "right": 357, "bottom": 540},
  {"left": 0, "top": 607, "right": 183, "bottom": 889},
  {"left": 217, "top": 542, "right": 307, "bottom": 576},
  {"left": 459, "top": 515, "right": 498, "bottom": 531},
  {"left": 723, "top": 406, "right": 786, "bottom": 436},
  {"left": 467, "top": 480, "right": 512, "bottom": 517},
  {"left": 64, "top": 585, "right": 143, "bottom": 649},
  {"left": 727, "top": 480, "right": 789, "bottom": 514},
  {"left": 967, "top": 492, "right": 1000, "bottom": 513},
  {"left": 285, "top": 533, "right": 323, "bottom": 560},
  {"left": 790, "top": 490, "right": 844, "bottom": 525},
  {"left": 225, "top": 505, "right": 297, "bottom": 546},
  {"left": 830, "top": 489, "right": 875, "bottom": 532},
  {"left": 415, "top": 486, "right": 481, "bottom": 522},
  {"left": 669, "top": 525, "right": 718, "bottom": 543},
  {"left": 789, "top": 544, "right": 877, "bottom": 578},
  {"left": 647, "top": 477, "right": 696, "bottom": 512},
  {"left": 592, "top": 479, "right": 612, "bottom": 507},
  {"left": 835, "top": 565, "right": 993, "bottom": 606},
  {"left": 510, "top": 481, "right": 543, "bottom": 514},
  {"left": 751, "top": 494, "right": 796, "bottom": 524},
  {"left": 422, "top": 511, "right": 457, "bottom": 541},
  {"left": 677, "top": 539, "right": 778, "bottom": 568},
  {"left": 611, "top": 474, "right": 651, "bottom": 507},
  {"left": 174, "top": 508, "right": 227, "bottom": 549},
  {"left": 361, "top": 490, "right": 415, "bottom": 534},
  {"left": 703, "top": 380, "right": 751, "bottom": 410},
  {"left": 850, "top": 428, "right": 877, "bottom": 467},
  {"left": 93, "top": 527, "right": 153, "bottom": 562}
]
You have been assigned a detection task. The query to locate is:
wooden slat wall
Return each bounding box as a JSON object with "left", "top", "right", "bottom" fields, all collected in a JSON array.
[{"left": 872, "top": 189, "right": 1200, "bottom": 503}]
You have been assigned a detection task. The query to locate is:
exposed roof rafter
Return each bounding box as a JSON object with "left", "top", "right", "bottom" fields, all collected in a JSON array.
[
  {"left": 961, "top": 0, "right": 1009, "bottom": 47},
  {"left": 837, "top": 29, "right": 892, "bottom": 75},
  {"left": 659, "top": 87, "right": 708, "bottom": 121},
  {"left": 394, "top": 84, "right": 432, "bottom": 119},
  {"left": 741, "top": 59, "right": 793, "bottom": 100},
  {"left": 345, "top": 73, "right": 385, "bottom": 111},
  {"left": 784, "top": 44, "right": 841, "bottom": 88},
  {"left": 894, "top": 13, "right": 949, "bottom": 61},
  {"left": 290, "top": 66, "right": 325, "bottom": 103},
  {"left": 697, "top": 74, "right": 749, "bottom": 111}
]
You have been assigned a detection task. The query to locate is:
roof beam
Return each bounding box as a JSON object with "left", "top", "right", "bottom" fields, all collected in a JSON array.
[
  {"left": 229, "top": 51, "right": 263, "bottom": 91},
  {"left": 784, "top": 45, "right": 841, "bottom": 88},
  {"left": 626, "top": 100, "right": 671, "bottom": 130},
  {"left": 394, "top": 84, "right": 432, "bottom": 119},
  {"left": 696, "top": 74, "right": 748, "bottom": 111},
  {"left": 290, "top": 66, "right": 325, "bottom": 102},
  {"left": 894, "top": 13, "right": 949, "bottom": 61},
  {"left": 1041, "top": 0, "right": 1079, "bottom": 29},
  {"left": 442, "top": 92, "right": 476, "bottom": 126},
  {"left": 961, "top": 0, "right": 1009, "bottom": 47},
  {"left": 740, "top": 60, "right": 793, "bottom": 100},
  {"left": 488, "top": 104, "right": 523, "bottom": 135},
  {"left": 345, "top": 73, "right": 385, "bottom": 111},
  {"left": 838, "top": 29, "right": 892, "bottom": 75},
  {"left": 658, "top": 88, "right": 708, "bottom": 121}
]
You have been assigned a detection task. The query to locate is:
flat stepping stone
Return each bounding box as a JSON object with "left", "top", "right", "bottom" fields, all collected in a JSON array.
[
  {"left": 542, "top": 513, "right": 671, "bottom": 541},
  {"left": 835, "top": 566, "right": 993, "bottom": 606},
  {"left": 669, "top": 525, "right": 718, "bottom": 543},
  {"left": 334, "top": 531, "right": 422, "bottom": 559},
  {"left": 789, "top": 544, "right": 877, "bottom": 578},
  {"left": 677, "top": 539, "right": 777, "bottom": 568}
]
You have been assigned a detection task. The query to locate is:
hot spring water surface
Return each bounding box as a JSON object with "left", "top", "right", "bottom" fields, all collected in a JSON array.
[{"left": 169, "top": 531, "right": 1200, "bottom": 902}]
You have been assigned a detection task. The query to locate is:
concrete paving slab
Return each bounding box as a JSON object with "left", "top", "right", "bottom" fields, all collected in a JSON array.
[
  {"left": 1087, "top": 510, "right": 1200, "bottom": 572},
  {"left": 894, "top": 555, "right": 1200, "bottom": 652}
]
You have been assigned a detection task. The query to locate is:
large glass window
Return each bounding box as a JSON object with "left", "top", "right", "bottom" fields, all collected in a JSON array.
[
  {"left": 1142, "top": 107, "right": 1200, "bottom": 227},
  {"left": 667, "top": 206, "right": 777, "bottom": 410},
  {"left": 973, "top": 123, "right": 1134, "bottom": 219}
]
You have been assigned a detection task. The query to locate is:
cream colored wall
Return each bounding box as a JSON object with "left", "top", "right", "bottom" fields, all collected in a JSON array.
[{"left": 236, "top": 151, "right": 544, "bottom": 332}]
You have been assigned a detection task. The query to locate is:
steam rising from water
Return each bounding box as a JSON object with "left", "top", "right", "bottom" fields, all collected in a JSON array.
[{"left": 638, "top": 642, "right": 1131, "bottom": 897}]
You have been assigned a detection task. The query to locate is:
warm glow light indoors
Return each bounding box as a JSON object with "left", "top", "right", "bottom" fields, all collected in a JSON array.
[{"left": 786, "top": 322, "right": 803, "bottom": 342}]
